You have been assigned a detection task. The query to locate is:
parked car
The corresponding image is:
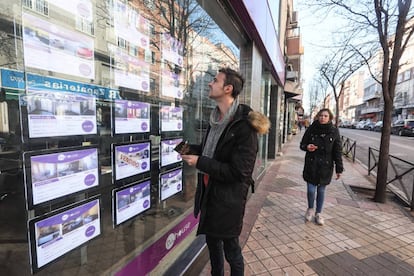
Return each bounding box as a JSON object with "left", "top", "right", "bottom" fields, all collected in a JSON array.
[
  {"left": 339, "top": 120, "right": 352, "bottom": 128},
  {"left": 356, "top": 120, "right": 367, "bottom": 129},
  {"left": 373, "top": 121, "right": 383, "bottom": 132},
  {"left": 364, "top": 121, "right": 376, "bottom": 131},
  {"left": 391, "top": 119, "right": 414, "bottom": 136}
]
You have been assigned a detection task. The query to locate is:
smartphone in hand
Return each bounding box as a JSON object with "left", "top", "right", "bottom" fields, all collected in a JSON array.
[{"left": 174, "top": 141, "right": 190, "bottom": 154}]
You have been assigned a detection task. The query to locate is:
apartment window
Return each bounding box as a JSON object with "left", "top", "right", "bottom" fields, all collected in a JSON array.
[
  {"left": 117, "top": 37, "right": 127, "bottom": 49},
  {"left": 76, "top": 18, "right": 95, "bottom": 36},
  {"left": 149, "top": 24, "right": 155, "bottom": 38},
  {"left": 397, "top": 73, "right": 403, "bottom": 83},
  {"left": 23, "top": 0, "right": 49, "bottom": 16},
  {"left": 404, "top": 70, "right": 411, "bottom": 81},
  {"left": 144, "top": 0, "right": 155, "bottom": 9},
  {"left": 149, "top": 77, "right": 156, "bottom": 92},
  {"left": 129, "top": 45, "right": 138, "bottom": 57}
]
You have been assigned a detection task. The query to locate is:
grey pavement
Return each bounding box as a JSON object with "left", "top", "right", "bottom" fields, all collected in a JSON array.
[{"left": 200, "top": 131, "right": 414, "bottom": 275}]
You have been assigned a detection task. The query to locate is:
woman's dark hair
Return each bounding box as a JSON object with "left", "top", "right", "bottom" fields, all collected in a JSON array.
[
  {"left": 219, "top": 67, "right": 244, "bottom": 98},
  {"left": 316, "top": 108, "right": 334, "bottom": 121}
]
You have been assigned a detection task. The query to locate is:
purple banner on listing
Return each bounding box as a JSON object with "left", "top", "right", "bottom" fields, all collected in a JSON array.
[{"left": 115, "top": 213, "right": 199, "bottom": 276}]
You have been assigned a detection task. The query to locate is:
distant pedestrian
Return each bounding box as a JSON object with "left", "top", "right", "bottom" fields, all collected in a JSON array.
[
  {"left": 180, "top": 67, "right": 270, "bottom": 275},
  {"left": 299, "top": 108, "right": 343, "bottom": 225}
]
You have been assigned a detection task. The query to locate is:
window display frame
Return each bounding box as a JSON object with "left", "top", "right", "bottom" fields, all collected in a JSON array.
[
  {"left": 19, "top": 90, "right": 97, "bottom": 143},
  {"left": 28, "top": 196, "right": 101, "bottom": 273},
  {"left": 159, "top": 104, "right": 183, "bottom": 133},
  {"left": 23, "top": 145, "right": 100, "bottom": 209},
  {"left": 159, "top": 137, "right": 183, "bottom": 168},
  {"left": 112, "top": 178, "right": 151, "bottom": 227},
  {"left": 111, "top": 140, "right": 151, "bottom": 185},
  {"left": 159, "top": 167, "right": 183, "bottom": 201},
  {"left": 111, "top": 99, "right": 151, "bottom": 136}
]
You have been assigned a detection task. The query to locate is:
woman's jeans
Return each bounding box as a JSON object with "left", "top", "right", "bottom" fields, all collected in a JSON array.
[
  {"left": 205, "top": 235, "right": 244, "bottom": 276},
  {"left": 307, "top": 182, "right": 326, "bottom": 213}
]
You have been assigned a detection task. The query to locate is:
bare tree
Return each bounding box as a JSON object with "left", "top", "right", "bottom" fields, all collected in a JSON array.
[
  {"left": 307, "top": 74, "right": 329, "bottom": 117},
  {"left": 318, "top": 37, "right": 362, "bottom": 126},
  {"left": 302, "top": 0, "right": 414, "bottom": 203}
]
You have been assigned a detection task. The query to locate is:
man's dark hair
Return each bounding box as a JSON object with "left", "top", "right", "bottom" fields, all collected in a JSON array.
[{"left": 219, "top": 67, "right": 245, "bottom": 98}]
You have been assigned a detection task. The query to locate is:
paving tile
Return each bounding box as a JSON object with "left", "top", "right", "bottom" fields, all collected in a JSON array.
[
  {"left": 244, "top": 250, "right": 259, "bottom": 264},
  {"left": 256, "top": 238, "right": 273, "bottom": 249},
  {"left": 294, "top": 262, "right": 315, "bottom": 275},
  {"left": 247, "top": 260, "right": 267, "bottom": 274},
  {"left": 273, "top": 255, "right": 291, "bottom": 268},
  {"left": 284, "top": 252, "right": 303, "bottom": 265},
  {"left": 305, "top": 248, "right": 325, "bottom": 259},
  {"left": 281, "top": 265, "right": 303, "bottom": 276},
  {"left": 296, "top": 249, "right": 314, "bottom": 262},
  {"left": 263, "top": 246, "right": 281, "bottom": 258},
  {"left": 260, "top": 257, "right": 280, "bottom": 271}
]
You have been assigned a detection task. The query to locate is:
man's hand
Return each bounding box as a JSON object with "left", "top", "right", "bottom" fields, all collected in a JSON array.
[{"left": 181, "top": 155, "right": 199, "bottom": 167}]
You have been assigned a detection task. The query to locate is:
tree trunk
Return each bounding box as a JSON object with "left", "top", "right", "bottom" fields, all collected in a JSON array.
[{"left": 374, "top": 99, "right": 393, "bottom": 203}]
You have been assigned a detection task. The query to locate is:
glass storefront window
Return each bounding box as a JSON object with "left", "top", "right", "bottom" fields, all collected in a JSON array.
[{"left": 0, "top": 0, "right": 241, "bottom": 275}]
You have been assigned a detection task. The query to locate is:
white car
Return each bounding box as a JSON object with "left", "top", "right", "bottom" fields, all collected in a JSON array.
[{"left": 356, "top": 120, "right": 366, "bottom": 129}]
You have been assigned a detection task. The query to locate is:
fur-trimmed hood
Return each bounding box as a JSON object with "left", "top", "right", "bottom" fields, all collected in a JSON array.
[{"left": 248, "top": 111, "right": 271, "bottom": 134}]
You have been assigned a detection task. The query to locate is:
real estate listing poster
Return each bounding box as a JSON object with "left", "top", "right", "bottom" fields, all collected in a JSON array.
[
  {"left": 113, "top": 180, "right": 151, "bottom": 226},
  {"left": 160, "top": 138, "right": 183, "bottom": 168},
  {"left": 113, "top": 142, "right": 151, "bottom": 182},
  {"left": 22, "top": 12, "right": 95, "bottom": 79},
  {"left": 28, "top": 197, "right": 101, "bottom": 272},
  {"left": 159, "top": 167, "right": 182, "bottom": 201},
  {"left": 24, "top": 147, "right": 99, "bottom": 207},
  {"left": 160, "top": 105, "right": 183, "bottom": 132},
  {"left": 113, "top": 99, "right": 150, "bottom": 134},
  {"left": 24, "top": 90, "right": 97, "bottom": 138}
]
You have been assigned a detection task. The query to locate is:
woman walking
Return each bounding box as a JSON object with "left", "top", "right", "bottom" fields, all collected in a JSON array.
[{"left": 300, "top": 108, "right": 344, "bottom": 225}]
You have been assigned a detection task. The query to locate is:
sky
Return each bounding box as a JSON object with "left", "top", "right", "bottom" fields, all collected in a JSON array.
[{"left": 294, "top": 0, "right": 348, "bottom": 114}]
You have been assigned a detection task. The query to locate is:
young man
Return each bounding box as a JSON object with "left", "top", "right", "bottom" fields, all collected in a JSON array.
[{"left": 180, "top": 67, "right": 270, "bottom": 275}]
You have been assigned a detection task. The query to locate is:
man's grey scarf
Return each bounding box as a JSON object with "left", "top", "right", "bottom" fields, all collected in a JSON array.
[{"left": 202, "top": 99, "right": 239, "bottom": 158}]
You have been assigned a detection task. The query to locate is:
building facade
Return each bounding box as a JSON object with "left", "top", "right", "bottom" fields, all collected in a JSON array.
[
  {"left": 0, "top": 0, "right": 301, "bottom": 275},
  {"left": 339, "top": 22, "right": 414, "bottom": 124}
]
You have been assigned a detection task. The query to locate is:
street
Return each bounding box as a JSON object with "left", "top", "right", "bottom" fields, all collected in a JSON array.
[{"left": 339, "top": 128, "right": 414, "bottom": 165}]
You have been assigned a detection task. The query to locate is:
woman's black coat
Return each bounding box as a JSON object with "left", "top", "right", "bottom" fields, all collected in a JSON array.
[
  {"left": 300, "top": 121, "right": 344, "bottom": 185},
  {"left": 189, "top": 104, "right": 268, "bottom": 238}
]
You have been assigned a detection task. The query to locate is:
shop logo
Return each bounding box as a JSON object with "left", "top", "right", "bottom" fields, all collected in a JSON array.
[{"left": 165, "top": 233, "right": 176, "bottom": 250}]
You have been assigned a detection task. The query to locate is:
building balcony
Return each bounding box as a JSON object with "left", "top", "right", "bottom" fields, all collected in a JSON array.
[
  {"left": 287, "top": 36, "right": 303, "bottom": 56},
  {"left": 361, "top": 107, "right": 382, "bottom": 114},
  {"left": 286, "top": 71, "right": 298, "bottom": 81}
]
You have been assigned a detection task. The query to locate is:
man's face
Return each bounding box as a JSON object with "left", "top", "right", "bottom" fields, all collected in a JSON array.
[{"left": 208, "top": 72, "right": 231, "bottom": 99}]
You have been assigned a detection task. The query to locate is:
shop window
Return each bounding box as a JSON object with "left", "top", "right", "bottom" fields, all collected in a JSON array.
[{"left": 23, "top": 0, "right": 49, "bottom": 16}]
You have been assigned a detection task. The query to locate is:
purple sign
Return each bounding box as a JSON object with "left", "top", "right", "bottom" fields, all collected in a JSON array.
[{"left": 115, "top": 213, "right": 199, "bottom": 276}]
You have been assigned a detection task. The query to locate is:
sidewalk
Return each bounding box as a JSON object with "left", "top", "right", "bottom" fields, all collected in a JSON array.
[{"left": 200, "top": 132, "right": 414, "bottom": 275}]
